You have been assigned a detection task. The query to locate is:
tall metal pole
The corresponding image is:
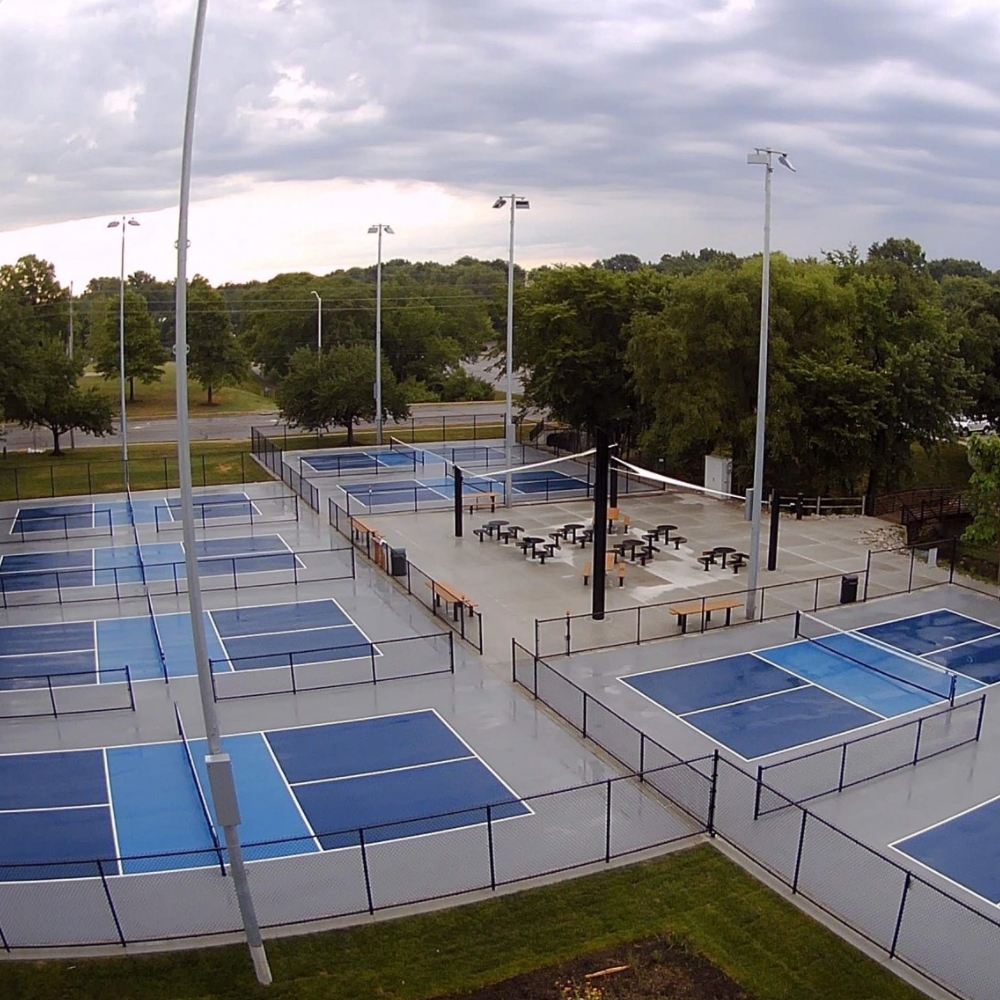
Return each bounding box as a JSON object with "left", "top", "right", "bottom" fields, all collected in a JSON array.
[
  {"left": 504, "top": 196, "right": 515, "bottom": 507},
  {"left": 174, "top": 0, "right": 271, "bottom": 984},
  {"left": 68, "top": 281, "right": 74, "bottom": 357},
  {"left": 117, "top": 220, "right": 129, "bottom": 489},
  {"left": 745, "top": 154, "right": 773, "bottom": 620},
  {"left": 375, "top": 226, "right": 384, "bottom": 445},
  {"left": 311, "top": 290, "right": 322, "bottom": 353}
]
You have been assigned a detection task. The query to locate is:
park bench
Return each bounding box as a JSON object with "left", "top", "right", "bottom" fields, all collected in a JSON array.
[
  {"left": 582, "top": 552, "right": 625, "bottom": 586},
  {"left": 427, "top": 579, "right": 478, "bottom": 621},
  {"left": 464, "top": 492, "right": 499, "bottom": 514},
  {"left": 668, "top": 596, "right": 743, "bottom": 634}
]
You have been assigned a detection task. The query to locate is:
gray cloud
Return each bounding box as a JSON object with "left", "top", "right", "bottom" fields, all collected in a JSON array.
[{"left": 1, "top": 0, "right": 1000, "bottom": 270}]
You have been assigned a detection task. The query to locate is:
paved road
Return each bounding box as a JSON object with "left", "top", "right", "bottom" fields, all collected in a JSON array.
[{"left": 2, "top": 400, "right": 520, "bottom": 452}]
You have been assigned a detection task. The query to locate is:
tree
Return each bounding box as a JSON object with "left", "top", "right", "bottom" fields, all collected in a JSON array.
[
  {"left": 276, "top": 344, "right": 408, "bottom": 444},
  {"left": 963, "top": 434, "right": 1000, "bottom": 581},
  {"left": 7, "top": 337, "right": 114, "bottom": 454},
  {"left": 89, "top": 289, "right": 169, "bottom": 400},
  {"left": 187, "top": 276, "right": 246, "bottom": 404},
  {"left": 517, "top": 265, "right": 654, "bottom": 449}
]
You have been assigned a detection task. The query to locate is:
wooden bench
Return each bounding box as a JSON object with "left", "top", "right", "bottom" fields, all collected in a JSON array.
[
  {"left": 668, "top": 596, "right": 743, "bottom": 634},
  {"left": 464, "top": 492, "right": 499, "bottom": 514},
  {"left": 582, "top": 552, "right": 624, "bottom": 586},
  {"left": 428, "top": 580, "right": 478, "bottom": 620},
  {"left": 349, "top": 516, "right": 379, "bottom": 543}
]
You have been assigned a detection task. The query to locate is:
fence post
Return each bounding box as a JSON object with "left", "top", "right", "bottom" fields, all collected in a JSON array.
[
  {"left": 0, "top": 909, "right": 8, "bottom": 951},
  {"left": 358, "top": 828, "right": 375, "bottom": 914},
  {"left": 863, "top": 549, "right": 872, "bottom": 601},
  {"left": 913, "top": 718, "right": 924, "bottom": 765},
  {"left": 889, "top": 872, "right": 912, "bottom": 958},
  {"left": 448, "top": 630, "right": 455, "bottom": 673},
  {"left": 370, "top": 644, "right": 378, "bottom": 685},
  {"left": 636, "top": 605, "right": 642, "bottom": 646},
  {"left": 791, "top": 810, "right": 808, "bottom": 893},
  {"left": 86, "top": 464, "right": 92, "bottom": 495},
  {"left": 486, "top": 804, "right": 497, "bottom": 890},
  {"left": 46, "top": 674, "right": 57, "bottom": 718},
  {"left": 565, "top": 613, "right": 571, "bottom": 656},
  {"left": 97, "top": 858, "right": 127, "bottom": 946},
  {"left": 976, "top": 695, "right": 986, "bottom": 741},
  {"left": 49, "top": 464, "right": 55, "bottom": 497},
  {"left": 582, "top": 693, "right": 588, "bottom": 739},
  {"left": 838, "top": 743, "right": 848, "bottom": 792},
  {"left": 639, "top": 734, "right": 645, "bottom": 781},
  {"left": 604, "top": 778, "right": 613, "bottom": 862},
  {"left": 753, "top": 765, "right": 764, "bottom": 820},
  {"left": 907, "top": 547, "right": 915, "bottom": 592},
  {"left": 707, "top": 750, "right": 719, "bottom": 836}
]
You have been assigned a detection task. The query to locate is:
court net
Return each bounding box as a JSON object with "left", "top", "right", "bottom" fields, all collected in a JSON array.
[
  {"left": 389, "top": 437, "right": 426, "bottom": 467},
  {"left": 794, "top": 611, "right": 959, "bottom": 705}
]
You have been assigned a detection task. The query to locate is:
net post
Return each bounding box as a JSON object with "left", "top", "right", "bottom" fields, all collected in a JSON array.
[
  {"left": 948, "top": 673, "right": 956, "bottom": 707},
  {"left": 126, "top": 664, "right": 135, "bottom": 712},
  {"left": 794, "top": 609, "right": 801, "bottom": 637}
]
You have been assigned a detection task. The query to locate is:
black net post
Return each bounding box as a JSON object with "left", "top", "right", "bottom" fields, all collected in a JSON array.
[
  {"left": 591, "top": 426, "right": 610, "bottom": 619},
  {"left": 767, "top": 489, "right": 780, "bottom": 570},
  {"left": 453, "top": 465, "right": 463, "bottom": 537}
]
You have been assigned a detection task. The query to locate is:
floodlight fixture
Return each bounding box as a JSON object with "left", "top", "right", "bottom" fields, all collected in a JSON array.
[
  {"left": 744, "top": 147, "right": 795, "bottom": 620},
  {"left": 494, "top": 193, "right": 530, "bottom": 506}
]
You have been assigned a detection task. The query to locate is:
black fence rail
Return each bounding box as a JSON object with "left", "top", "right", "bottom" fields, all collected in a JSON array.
[
  {"left": 511, "top": 641, "right": 715, "bottom": 827},
  {"left": 535, "top": 541, "right": 963, "bottom": 658},
  {"left": 517, "top": 643, "right": 1000, "bottom": 1000},
  {"left": 753, "top": 694, "right": 987, "bottom": 818},
  {"left": 713, "top": 756, "right": 1000, "bottom": 1000},
  {"left": 0, "top": 545, "right": 356, "bottom": 610},
  {"left": 0, "top": 765, "right": 700, "bottom": 950},
  {"left": 0, "top": 452, "right": 259, "bottom": 503},
  {"left": 208, "top": 631, "right": 456, "bottom": 701},
  {"left": 0, "top": 666, "right": 135, "bottom": 721},
  {"left": 0, "top": 507, "right": 114, "bottom": 542},
  {"left": 251, "top": 428, "right": 319, "bottom": 512},
  {"left": 329, "top": 497, "right": 484, "bottom": 654}
]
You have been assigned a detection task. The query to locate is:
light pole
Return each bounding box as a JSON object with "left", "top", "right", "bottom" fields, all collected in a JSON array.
[
  {"left": 493, "top": 194, "right": 529, "bottom": 507},
  {"left": 744, "top": 147, "right": 795, "bottom": 619},
  {"left": 367, "top": 224, "right": 393, "bottom": 445},
  {"left": 107, "top": 217, "right": 140, "bottom": 488},
  {"left": 310, "top": 290, "right": 322, "bottom": 353},
  {"left": 175, "top": 0, "right": 271, "bottom": 984}
]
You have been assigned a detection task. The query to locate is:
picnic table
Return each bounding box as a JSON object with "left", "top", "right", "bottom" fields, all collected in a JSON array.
[
  {"left": 563, "top": 523, "right": 586, "bottom": 542},
  {"left": 712, "top": 546, "right": 737, "bottom": 568},
  {"left": 485, "top": 519, "right": 510, "bottom": 539},
  {"left": 520, "top": 535, "right": 544, "bottom": 557},
  {"left": 655, "top": 524, "right": 678, "bottom": 542}
]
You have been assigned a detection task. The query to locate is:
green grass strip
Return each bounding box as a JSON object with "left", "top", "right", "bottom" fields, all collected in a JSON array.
[
  {"left": 0, "top": 845, "right": 929, "bottom": 1000},
  {"left": 0, "top": 442, "right": 272, "bottom": 501}
]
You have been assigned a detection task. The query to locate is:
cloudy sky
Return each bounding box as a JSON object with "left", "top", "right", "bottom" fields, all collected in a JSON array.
[{"left": 1, "top": 0, "right": 999, "bottom": 289}]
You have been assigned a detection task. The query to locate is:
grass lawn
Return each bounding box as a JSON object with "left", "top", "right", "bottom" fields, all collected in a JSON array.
[
  {"left": 0, "top": 845, "right": 929, "bottom": 1000},
  {"left": 81, "top": 363, "right": 277, "bottom": 418},
  {"left": 0, "top": 441, "right": 271, "bottom": 501}
]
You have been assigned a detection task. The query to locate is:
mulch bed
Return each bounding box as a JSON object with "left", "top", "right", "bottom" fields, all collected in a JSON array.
[{"left": 434, "top": 935, "right": 754, "bottom": 1000}]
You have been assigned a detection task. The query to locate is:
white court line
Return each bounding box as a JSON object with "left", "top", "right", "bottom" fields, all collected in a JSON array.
[
  {"left": 886, "top": 841, "right": 1000, "bottom": 910},
  {"left": 103, "top": 748, "right": 122, "bottom": 876},
  {"left": 890, "top": 790, "right": 1000, "bottom": 846},
  {"left": 289, "top": 754, "right": 475, "bottom": 787},
  {"left": 205, "top": 609, "right": 235, "bottom": 675},
  {"left": 0, "top": 802, "right": 107, "bottom": 816},
  {"left": 256, "top": 733, "right": 323, "bottom": 854},
  {"left": 679, "top": 685, "right": 811, "bottom": 719}
]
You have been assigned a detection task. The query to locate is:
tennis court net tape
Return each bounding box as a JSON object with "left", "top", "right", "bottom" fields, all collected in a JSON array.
[
  {"left": 612, "top": 457, "right": 745, "bottom": 501},
  {"left": 794, "top": 611, "right": 958, "bottom": 705},
  {"left": 446, "top": 447, "right": 597, "bottom": 480}
]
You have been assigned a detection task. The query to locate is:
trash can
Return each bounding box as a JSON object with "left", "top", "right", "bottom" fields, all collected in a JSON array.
[
  {"left": 389, "top": 547, "right": 407, "bottom": 577},
  {"left": 839, "top": 574, "right": 858, "bottom": 604}
]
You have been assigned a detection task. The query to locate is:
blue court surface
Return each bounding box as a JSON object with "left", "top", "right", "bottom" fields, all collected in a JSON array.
[
  {"left": 0, "top": 710, "right": 530, "bottom": 880},
  {"left": 621, "top": 609, "right": 995, "bottom": 759},
  {"left": 0, "top": 599, "right": 373, "bottom": 687},
  {"left": 892, "top": 795, "right": 1000, "bottom": 906},
  {"left": 342, "top": 469, "right": 591, "bottom": 508},
  {"left": 10, "top": 492, "right": 257, "bottom": 535},
  {"left": 301, "top": 447, "right": 422, "bottom": 474},
  {"left": 0, "top": 534, "right": 298, "bottom": 593}
]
